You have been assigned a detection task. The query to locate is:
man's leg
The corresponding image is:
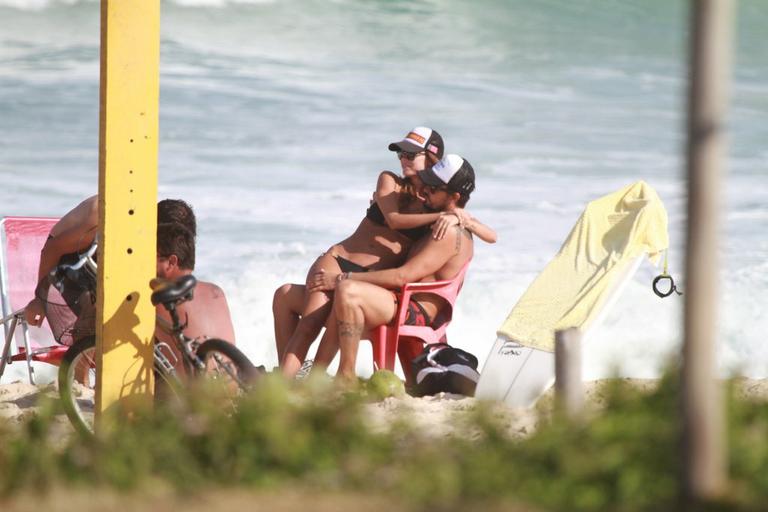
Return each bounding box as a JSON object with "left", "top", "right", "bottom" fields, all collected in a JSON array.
[
  {"left": 333, "top": 280, "right": 397, "bottom": 381},
  {"left": 272, "top": 283, "right": 305, "bottom": 363}
]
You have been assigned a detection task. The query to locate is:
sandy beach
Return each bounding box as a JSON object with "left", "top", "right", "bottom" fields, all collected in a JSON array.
[{"left": 4, "top": 378, "right": 768, "bottom": 438}]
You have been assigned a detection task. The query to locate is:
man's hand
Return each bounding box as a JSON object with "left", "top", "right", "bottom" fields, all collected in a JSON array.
[
  {"left": 24, "top": 297, "right": 46, "bottom": 326},
  {"left": 308, "top": 268, "right": 341, "bottom": 293}
]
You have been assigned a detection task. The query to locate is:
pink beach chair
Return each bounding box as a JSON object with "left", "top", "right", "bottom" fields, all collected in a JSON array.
[
  {"left": 368, "top": 259, "right": 471, "bottom": 384},
  {"left": 0, "top": 216, "right": 68, "bottom": 384}
]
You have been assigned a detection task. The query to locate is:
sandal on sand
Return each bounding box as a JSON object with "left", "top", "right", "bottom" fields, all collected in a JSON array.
[{"left": 295, "top": 359, "right": 313, "bottom": 380}]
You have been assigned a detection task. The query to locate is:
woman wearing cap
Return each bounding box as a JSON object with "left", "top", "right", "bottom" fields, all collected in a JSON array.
[{"left": 275, "top": 127, "right": 496, "bottom": 378}]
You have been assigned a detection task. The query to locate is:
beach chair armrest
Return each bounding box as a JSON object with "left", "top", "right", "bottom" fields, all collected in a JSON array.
[{"left": 400, "top": 279, "right": 455, "bottom": 293}]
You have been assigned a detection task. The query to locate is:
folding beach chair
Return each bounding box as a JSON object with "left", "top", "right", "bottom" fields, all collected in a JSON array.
[
  {"left": 475, "top": 181, "right": 670, "bottom": 407},
  {"left": 0, "top": 216, "right": 68, "bottom": 384},
  {"left": 368, "top": 259, "right": 471, "bottom": 384}
]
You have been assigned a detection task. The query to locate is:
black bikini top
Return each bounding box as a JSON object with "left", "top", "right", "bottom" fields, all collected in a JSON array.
[{"left": 365, "top": 202, "right": 431, "bottom": 241}]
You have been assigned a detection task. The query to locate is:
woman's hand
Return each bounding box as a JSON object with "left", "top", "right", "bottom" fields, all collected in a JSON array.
[
  {"left": 432, "top": 212, "right": 460, "bottom": 240},
  {"left": 448, "top": 207, "right": 472, "bottom": 227},
  {"left": 308, "top": 268, "right": 340, "bottom": 293}
]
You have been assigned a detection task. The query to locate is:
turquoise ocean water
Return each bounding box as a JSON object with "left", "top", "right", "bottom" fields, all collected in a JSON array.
[{"left": 1, "top": 0, "right": 766, "bottom": 381}]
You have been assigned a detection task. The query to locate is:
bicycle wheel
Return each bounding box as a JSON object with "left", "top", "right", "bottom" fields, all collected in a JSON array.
[
  {"left": 58, "top": 335, "right": 97, "bottom": 436},
  {"left": 59, "top": 336, "right": 182, "bottom": 435},
  {"left": 194, "top": 338, "right": 259, "bottom": 394}
]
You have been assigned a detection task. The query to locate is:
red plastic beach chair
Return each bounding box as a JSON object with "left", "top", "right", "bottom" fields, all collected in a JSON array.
[
  {"left": 368, "top": 259, "right": 471, "bottom": 384},
  {"left": 0, "top": 216, "right": 68, "bottom": 384}
]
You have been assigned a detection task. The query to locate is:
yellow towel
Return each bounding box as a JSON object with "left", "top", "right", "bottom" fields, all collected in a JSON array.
[{"left": 497, "top": 181, "right": 669, "bottom": 351}]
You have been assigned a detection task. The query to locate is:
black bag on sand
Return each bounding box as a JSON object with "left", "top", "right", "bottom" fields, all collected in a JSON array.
[{"left": 410, "top": 343, "right": 480, "bottom": 397}]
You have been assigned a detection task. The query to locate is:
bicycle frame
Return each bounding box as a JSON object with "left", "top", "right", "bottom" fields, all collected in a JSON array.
[
  {"left": 153, "top": 323, "right": 193, "bottom": 387},
  {"left": 153, "top": 275, "right": 248, "bottom": 386},
  {"left": 154, "top": 308, "right": 207, "bottom": 377}
]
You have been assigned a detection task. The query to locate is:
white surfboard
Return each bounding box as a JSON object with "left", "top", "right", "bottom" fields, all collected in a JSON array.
[
  {"left": 475, "top": 256, "right": 645, "bottom": 408},
  {"left": 474, "top": 336, "right": 555, "bottom": 408}
]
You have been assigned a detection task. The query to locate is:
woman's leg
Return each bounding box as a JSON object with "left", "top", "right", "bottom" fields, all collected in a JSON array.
[
  {"left": 312, "top": 308, "right": 340, "bottom": 372},
  {"left": 281, "top": 252, "right": 342, "bottom": 378},
  {"left": 272, "top": 283, "right": 305, "bottom": 364}
]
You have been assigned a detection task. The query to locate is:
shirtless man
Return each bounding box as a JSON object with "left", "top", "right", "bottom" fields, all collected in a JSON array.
[
  {"left": 24, "top": 195, "right": 100, "bottom": 327},
  {"left": 307, "top": 154, "right": 476, "bottom": 382},
  {"left": 24, "top": 196, "right": 234, "bottom": 348},
  {"left": 154, "top": 221, "right": 235, "bottom": 349}
]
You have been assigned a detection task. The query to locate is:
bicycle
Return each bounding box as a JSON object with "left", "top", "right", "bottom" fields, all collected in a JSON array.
[{"left": 52, "top": 248, "right": 259, "bottom": 435}]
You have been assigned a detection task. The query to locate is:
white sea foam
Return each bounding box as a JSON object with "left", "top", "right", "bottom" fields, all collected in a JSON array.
[
  {"left": 0, "top": 0, "right": 83, "bottom": 10},
  {"left": 0, "top": 0, "right": 275, "bottom": 9}
]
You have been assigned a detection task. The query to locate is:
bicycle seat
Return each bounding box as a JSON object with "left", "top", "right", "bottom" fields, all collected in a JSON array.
[{"left": 150, "top": 274, "right": 197, "bottom": 307}]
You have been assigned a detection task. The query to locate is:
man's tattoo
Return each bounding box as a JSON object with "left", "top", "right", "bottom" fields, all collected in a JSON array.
[
  {"left": 453, "top": 225, "right": 472, "bottom": 254},
  {"left": 337, "top": 320, "right": 364, "bottom": 340},
  {"left": 454, "top": 225, "right": 462, "bottom": 253}
]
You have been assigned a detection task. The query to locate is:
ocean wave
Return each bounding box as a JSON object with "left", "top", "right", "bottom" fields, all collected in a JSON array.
[
  {"left": 0, "top": 0, "right": 92, "bottom": 10},
  {"left": 0, "top": 0, "right": 276, "bottom": 10},
  {"left": 172, "top": 0, "right": 276, "bottom": 6}
]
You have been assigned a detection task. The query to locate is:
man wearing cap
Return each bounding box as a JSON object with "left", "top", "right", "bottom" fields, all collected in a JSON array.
[{"left": 308, "top": 154, "right": 476, "bottom": 383}]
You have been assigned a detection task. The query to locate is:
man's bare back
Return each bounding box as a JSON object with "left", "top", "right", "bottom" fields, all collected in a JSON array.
[
  {"left": 406, "top": 225, "right": 473, "bottom": 319},
  {"left": 162, "top": 280, "right": 235, "bottom": 344}
]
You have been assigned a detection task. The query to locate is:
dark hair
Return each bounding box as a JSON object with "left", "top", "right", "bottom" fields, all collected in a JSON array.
[
  {"left": 157, "top": 222, "right": 195, "bottom": 270},
  {"left": 158, "top": 199, "right": 196, "bottom": 237},
  {"left": 448, "top": 159, "right": 475, "bottom": 208},
  {"left": 397, "top": 152, "right": 442, "bottom": 205},
  {"left": 455, "top": 190, "right": 472, "bottom": 208}
]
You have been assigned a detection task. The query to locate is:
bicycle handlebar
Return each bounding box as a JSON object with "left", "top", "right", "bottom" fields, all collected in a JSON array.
[
  {"left": 48, "top": 240, "right": 98, "bottom": 298},
  {"left": 49, "top": 240, "right": 98, "bottom": 279},
  {"left": 66, "top": 242, "right": 98, "bottom": 273}
]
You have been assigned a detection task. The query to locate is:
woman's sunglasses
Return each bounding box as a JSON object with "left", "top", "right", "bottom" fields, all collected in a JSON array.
[{"left": 397, "top": 151, "right": 425, "bottom": 161}]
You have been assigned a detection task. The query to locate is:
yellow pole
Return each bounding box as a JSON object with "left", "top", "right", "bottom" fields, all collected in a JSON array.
[{"left": 95, "top": 0, "right": 160, "bottom": 429}]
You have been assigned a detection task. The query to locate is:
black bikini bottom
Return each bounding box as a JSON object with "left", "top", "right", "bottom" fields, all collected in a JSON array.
[{"left": 335, "top": 255, "right": 370, "bottom": 274}]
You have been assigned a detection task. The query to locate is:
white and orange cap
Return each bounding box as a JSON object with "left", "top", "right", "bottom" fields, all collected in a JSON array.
[{"left": 388, "top": 126, "right": 445, "bottom": 158}]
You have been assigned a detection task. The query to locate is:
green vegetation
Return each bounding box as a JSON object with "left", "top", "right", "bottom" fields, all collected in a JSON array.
[{"left": 2, "top": 373, "right": 768, "bottom": 511}]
